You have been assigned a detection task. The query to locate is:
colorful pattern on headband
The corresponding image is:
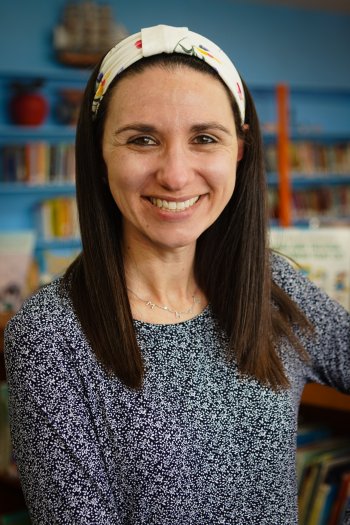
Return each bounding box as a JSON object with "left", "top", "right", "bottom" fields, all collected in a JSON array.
[{"left": 92, "top": 25, "right": 245, "bottom": 124}]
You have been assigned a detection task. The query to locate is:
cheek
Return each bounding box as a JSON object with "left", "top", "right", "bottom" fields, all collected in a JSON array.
[
  {"left": 105, "top": 154, "right": 140, "bottom": 193},
  {"left": 208, "top": 159, "right": 237, "bottom": 212},
  {"left": 207, "top": 155, "right": 237, "bottom": 190}
]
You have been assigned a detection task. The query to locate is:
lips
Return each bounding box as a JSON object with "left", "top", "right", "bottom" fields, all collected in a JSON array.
[{"left": 149, "top": 196, "right": 200, "bottom": 211}]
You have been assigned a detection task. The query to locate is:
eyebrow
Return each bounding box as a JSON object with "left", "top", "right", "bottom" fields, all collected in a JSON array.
[
  {"left": 113, "top": 122, "right": 232, "bottom": 136},
  {"left": 113, "top": 123, "right": 157, "bottom": 135},
  {"left": 190, "top": 122, "right": 232, "bottom": 135}
]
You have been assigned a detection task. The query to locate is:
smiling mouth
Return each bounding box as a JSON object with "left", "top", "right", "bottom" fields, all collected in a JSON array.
[{"left": 149, "top": 196, "right": 200, "bottom": 211}]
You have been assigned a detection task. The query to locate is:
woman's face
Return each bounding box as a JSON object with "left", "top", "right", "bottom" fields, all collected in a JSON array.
[{"left": 102, "top": 65, "right": 244, "bottom": 254}]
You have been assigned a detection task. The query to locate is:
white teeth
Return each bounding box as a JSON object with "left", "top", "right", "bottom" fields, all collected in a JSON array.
[{"left": 150, "top": 196, "right": 199, "bottom": 211}]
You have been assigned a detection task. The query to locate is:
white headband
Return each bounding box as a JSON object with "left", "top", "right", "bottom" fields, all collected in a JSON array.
[{"left": 92, "top": 24, "right": 245, "bottom": 124}]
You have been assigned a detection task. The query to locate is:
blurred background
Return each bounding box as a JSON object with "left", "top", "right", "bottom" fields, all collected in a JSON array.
[{"left": 0, "top": 2, "right": 350, "bottom": 523}]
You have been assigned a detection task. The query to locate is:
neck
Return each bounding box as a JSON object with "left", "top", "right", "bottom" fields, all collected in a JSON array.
[
  {"left": 125, "top": 243, "right": 197, "bottom": 300},
  {"left": 123, "top": 239, "right": 206, "bottom": 323}
]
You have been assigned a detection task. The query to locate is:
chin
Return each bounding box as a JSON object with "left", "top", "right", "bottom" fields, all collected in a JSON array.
[{"left": 151, "top": 233, "right": 199, "bottom": 251}]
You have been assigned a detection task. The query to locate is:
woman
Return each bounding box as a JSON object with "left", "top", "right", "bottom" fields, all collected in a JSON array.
[{"left": 5, "top": 25, "right": 350, "bottom": 524}]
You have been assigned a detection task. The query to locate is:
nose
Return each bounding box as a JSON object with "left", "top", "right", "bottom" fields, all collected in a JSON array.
[{"left": 156, "top": 141, "right": 193, "bottom": 191}]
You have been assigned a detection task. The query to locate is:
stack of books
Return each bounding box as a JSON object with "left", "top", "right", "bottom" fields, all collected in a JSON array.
[{"left": 297, "top": 423, "right": 350, "bottom": 525}]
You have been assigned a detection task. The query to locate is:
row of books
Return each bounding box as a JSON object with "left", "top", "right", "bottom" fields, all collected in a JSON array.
[
  {"left": 297, "top": 423, "right": 350, "bottom": 525},
  {"left": 0, "top": 143, "right": 75, "bottom": 184},
  {"left": 1, "top": 141, "right": 349, "bottom": 184},
  {"left": 36, "top": 197, "right": 80, "bottom": 240},
  {"left": 268, "top": 186, "right": 350, "bottom": 220},
  {"left": 265, "top": 141, "right": 350, "bottom": 175}
]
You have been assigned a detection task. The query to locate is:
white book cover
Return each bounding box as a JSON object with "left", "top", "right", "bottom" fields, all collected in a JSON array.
[{"left": 270, "top": 227, "right": 350, "bottom": 312}]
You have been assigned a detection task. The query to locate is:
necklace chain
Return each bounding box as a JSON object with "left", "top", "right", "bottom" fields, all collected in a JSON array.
[{"left": 128, "top": 288, "right": 201, "bottom": 319}]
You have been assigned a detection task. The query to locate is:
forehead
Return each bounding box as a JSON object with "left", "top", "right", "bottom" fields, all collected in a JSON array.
[{"left": 105, "top": 65, "right": 235, "bottom": 125}]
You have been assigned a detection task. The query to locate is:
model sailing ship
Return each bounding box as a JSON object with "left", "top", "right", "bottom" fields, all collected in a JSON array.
[{"left": 53, "top": 1, "right": 128, "bottom": 67}]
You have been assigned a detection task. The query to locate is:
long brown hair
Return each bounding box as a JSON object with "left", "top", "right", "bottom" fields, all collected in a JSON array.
[{"left": 64, "top": 53, "right": 311, "bottom": 389}]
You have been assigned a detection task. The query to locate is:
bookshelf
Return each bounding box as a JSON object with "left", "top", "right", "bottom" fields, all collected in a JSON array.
[
  {"left": 267, "top": 79, "right": 350, "bottom": 453},
  {"left": 264, "top": 84, "right": 350, "bottom": 226},
  {"left": 0, "top": 70, "right": 87, "bottom": 280},
  {"left": 2, "top": 77, "right": 348, "bottom": 274},
  {"left": 298, "top": 386, "right": 350, "bottom": 524},
  {"left": 1, "top": 74, "right": 349, "bottom": 523},
  {"left": 302, "top": 384, "right": 350, "bottom": 413},
  {"left": 267, "top": 85, "right": 350, "bottom": 523},
  {"left": 0, "top": 68, "right": 87, "bottom": 520}
]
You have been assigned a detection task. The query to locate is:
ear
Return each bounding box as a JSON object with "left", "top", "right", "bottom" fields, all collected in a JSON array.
[
  {"left": 237, "top": 124, "right": 249, "bottom": 163},
  {"left": 237, "top": 139, "right": 244, "bottom": 162}
]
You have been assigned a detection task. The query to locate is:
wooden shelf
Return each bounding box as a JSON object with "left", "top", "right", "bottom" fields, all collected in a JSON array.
[
  {"left": 0, "top": 311, "right": 13, "bottom": 328},
  {"left": 57, "top": 50, "right": 103, "bottom": 68},
  {"left": 301, "top": 383, "right": 350, "bottom": 412},
  {"left": 267, "top": 173, "right": 350, "bottom": 187},
  {"left": 0, "top": 182, "right": 76, "bottom": 195},
  {"left": 0, "top": 124, "right": 76, "bottom": 141}
]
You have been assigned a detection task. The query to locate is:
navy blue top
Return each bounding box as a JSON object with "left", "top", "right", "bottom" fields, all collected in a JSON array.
[{"left": 4, "top": 254, "right": 350, "bottom": 524}]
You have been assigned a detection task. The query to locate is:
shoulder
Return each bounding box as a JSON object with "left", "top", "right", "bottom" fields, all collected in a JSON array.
[
  {"left": 271, "top": 250, "right": 349, "bottom": 334},
  {"left": 6, "top": 278, "right": 72, "bottom": 338},
  {"left": 4, "top": 278, "right": 82, "bottom": 366},
  {"left": 271, "top": 250, "right": 329, "bottom": 305},
  {"left": 271, "top": 250, "right": 305, "bottom": 291}
]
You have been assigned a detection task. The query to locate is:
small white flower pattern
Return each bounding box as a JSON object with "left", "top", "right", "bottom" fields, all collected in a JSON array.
[{"left": 4, "top": 255, "right": 350, "bottom": 524}]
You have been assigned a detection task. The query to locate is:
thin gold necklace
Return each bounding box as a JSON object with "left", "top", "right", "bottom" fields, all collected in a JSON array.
[{"left": 128, "top": 288, "right": 201, "bottom": 319}]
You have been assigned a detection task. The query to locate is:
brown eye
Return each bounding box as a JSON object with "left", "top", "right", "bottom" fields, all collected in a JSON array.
[
  {"left": 128, "top": 136, "right": 157, "bottom": 146},
  {"left": 193, "top": 134, "right": 216, "bottom": 144}
]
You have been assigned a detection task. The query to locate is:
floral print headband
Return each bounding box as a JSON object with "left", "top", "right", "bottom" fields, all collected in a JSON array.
[{"left": 92, "top": 24, "right": 245, "bottom": 124}]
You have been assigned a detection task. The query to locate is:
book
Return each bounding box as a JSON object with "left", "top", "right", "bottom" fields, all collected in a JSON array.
[
  {"left": 328, "top": 471, "right": 350, "bottom": 525},
  {"left": 0, "top": 143, "right": 75, "bottom": 184},
  {"left": 264, "top": 141, "right": 350, "bottom": 175},
  {"left": 270, "top": 227, "right": 350, "bottom": 311},
  {"left": 0, "top": 231, "right": 36, "bottom": 312},
  {"left": 42, "top": 247, "right": 80, "bottom": 282},
  {"left": 298, "top": 441, "right": 350, "bottom": 524},
  {"left": 36, "top": 197, "right": 79, "bottom": 240},
  {"left": 297, "top": 438, "right": 348, "bottom": 491},
  {"left": 308, "top": 482, "right": 337, "bottom": 525},
  {"left": 309, "top": 457, "right": 350, "bottom": 525},
  {"left": 297, "top": 424, "right": 332, "bottom": 448}
]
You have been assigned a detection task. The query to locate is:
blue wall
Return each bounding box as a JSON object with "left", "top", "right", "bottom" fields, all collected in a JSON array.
[{"left": 1, "top": 0, "right": 350, "bottom": 89}]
